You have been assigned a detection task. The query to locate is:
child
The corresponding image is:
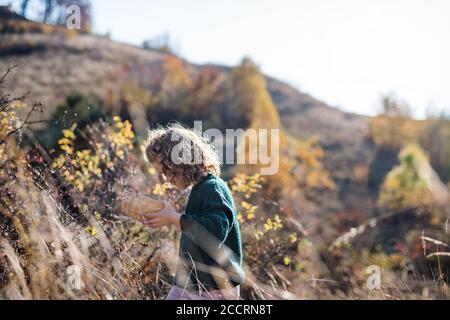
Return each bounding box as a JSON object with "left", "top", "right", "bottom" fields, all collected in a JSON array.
[{"left": 141, "top": 124, "right": 245, "bottom": 300}]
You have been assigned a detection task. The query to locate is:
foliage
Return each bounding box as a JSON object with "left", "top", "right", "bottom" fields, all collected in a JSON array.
[
  {"left": 228, "top": 57, "right": 281, "bottom": 129},
  {"left": 1, "top": 97, "right": 301, "bottom": 299},
  {"left": 36, "top": 91, "right": 104, "bottom": 150},
  {"left": 294, "top": 138, "right": 336, "bottom": 191},
  {"left": 228, "top": 173, "right": 301, "bottom": 298},
  {"left": 378, "top": 144, "right": 434, "bottom": 210},
  {"left": 142, "top": 33, "right": 176, "bottom": 54},
  {"left": 0, "top": 96, "right": 175, "bottom": 298},
  {"left": 52, "top": 116, "right": 134, "bottom": 195},
  {"left": 183, "top": 67, "right": 225, "bottom": 128},
  {"left": 1, "top": 66, "right": 448, "bottom": 300},
  {"left": 158, "top": 56, "right": 192, "bottom": 108},
  {"left": 378, "top": 94, "right": 412, "bottom": 118},
  {"left": 369, "top": 115, "right": 425, "bottom": 150},
  {"left": 369, "top": 98, "right": 450, "bottom": 187},
  {"left": 145, "top": 56, "right": 192, "bottom": 125}
]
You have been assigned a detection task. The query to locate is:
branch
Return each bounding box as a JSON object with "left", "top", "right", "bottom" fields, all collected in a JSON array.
[
  {"left": 0, "top": 65, "right": 30, "bottom": 113},
  {"left": 0, "top": 65, "right": 17, "bottom": 87},
  {"left": 0, "top": 102, "right": 42, "bottom": 145}
]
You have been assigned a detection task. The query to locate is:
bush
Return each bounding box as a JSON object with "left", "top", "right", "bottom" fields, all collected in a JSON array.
[{"left": 36, "top": 91, "right": 105, "bottom": 150}]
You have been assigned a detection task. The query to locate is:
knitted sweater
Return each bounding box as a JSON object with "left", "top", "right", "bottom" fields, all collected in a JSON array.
[{"left": 174, "top": 173, "right": 245, "bottom": 291}]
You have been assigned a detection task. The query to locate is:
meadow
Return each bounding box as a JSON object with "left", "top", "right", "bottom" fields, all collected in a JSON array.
[{"left": 0, "top": 6, "right": 449, "bottom": 299}]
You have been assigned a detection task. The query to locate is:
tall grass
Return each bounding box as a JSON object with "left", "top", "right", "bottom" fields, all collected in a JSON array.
[{"left": 1, "top": 67, "right": 448, "bottom": 300}]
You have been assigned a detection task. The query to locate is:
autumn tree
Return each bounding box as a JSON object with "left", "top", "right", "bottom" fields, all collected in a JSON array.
[
  {"left": 378, "top": 144, "right": 435, "bottom": 210},
  {"left": 369, "top": 94, "right": 420, "bottom": 149},
  {"left": 142, "top": 32, "right": 177, "bottom": 54},
  {"left": 368, "top": 94, "right": 425, "bottom": 192},
  {"left": 184, "top": 66, "right": 225, "bottom": 128},
  {"left": 293, "top": 138, "right": 336, "bottom": 191},
  {"left": 228, "top": 57, "right": 296, "bottom": 199},
  {"left": 228, "top": 57, "right": 281, "bottom": 129},
  {"left": 158, "top": 56, "right": 191, "bottom": 108},
  {"left": 379, "top": 94, "right": 411, "bottom": 118},
  {"left": 148, "top": 56, "right": 192, "bottom": 125}
]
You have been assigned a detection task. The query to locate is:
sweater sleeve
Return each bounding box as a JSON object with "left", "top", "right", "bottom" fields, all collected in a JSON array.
[{"left": 179, "top": 185, "right": 232, "bottom": 246}]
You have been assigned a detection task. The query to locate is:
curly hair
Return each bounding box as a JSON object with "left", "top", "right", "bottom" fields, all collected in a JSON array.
[{"left": 143, "top": 123, "right": 221, "bottom": 186}]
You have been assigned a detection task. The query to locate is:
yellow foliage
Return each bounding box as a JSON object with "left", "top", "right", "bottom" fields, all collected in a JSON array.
[
  {"left": 160, "top": 56, "right": 192, "bottom": 105},
  {"left": 52, "top": 117, "right": 135, "bottom": 192},
  {"left": 378, "top": 144, "right": 434, "bottom": 209},
  {"left": 152, "top": 183, "right": 170, "bottom": 196},
  {"left": 85, "top": 226, "right": 97, "bottom": 237},
  {"left": 294, "top": 138, "right": 336, "bottom": 191},
  {"left": 229, "top": 173, "right": 264, "bottom": 199},
  {"left": 369, "top": 115, "right": 426, "bottom": 148},
  {"left": 230, "top": 58, "right": 281, "bottom": 129},
  {"left": 283, "top": 256, "right": 291, "bottom": 266},
  {"left": 240, "top": 201, "right": 257, "bottom": 221},
  {"left": 0, "top": 110, "right": 18, "bottom": 159}
]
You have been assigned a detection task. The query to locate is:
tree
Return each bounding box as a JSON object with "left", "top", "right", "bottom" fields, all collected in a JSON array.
[
  {"left": 43, "top": 0, "right": 53, "bottom": 23},
  {"left": 293, "top": 138, "right": 336, "bottom": 191},
  {"left": 379, "top": 94, "right": 411, "bottom": 118},
  {"left": 228, "top": 57, "right": 295, "bottom": 199},
  {"left": 378, "top": 144, "right": 435, "bottom": 210},
  {"left": 157, "top": 55, "right": 191, "bottom": 110},
  {"left": 20, "top": 0, "right": 55, "bottom": 22},
  {"left": 228, "top": 57, "right": 281, "bottom": 129},
  {"left": 145, "top": 56, "right": 192, "bottom": 125},
  {"left": 142, "top": 33, "right": 177, "bottom": 54},
  {"left": 369, "top": 94, "right": 418, "bottom": 149},
  {"left": 184, "top": 66, "right": 224, "bottom": 128},
  {"left": 368, "top": 94, "right": 426, "bottom": 192},
  {"left": 20, "top": 0, "right": 30, "bottom": 17}
]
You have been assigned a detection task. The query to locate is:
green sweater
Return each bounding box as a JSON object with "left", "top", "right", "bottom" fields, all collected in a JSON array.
[{"left": 175, "top": 173, "right": 245, "bottom": 291}]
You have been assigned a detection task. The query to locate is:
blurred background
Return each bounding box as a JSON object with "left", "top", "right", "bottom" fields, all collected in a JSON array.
[{"left": 0, "top": 0, "right": 449, "bottom": 299}]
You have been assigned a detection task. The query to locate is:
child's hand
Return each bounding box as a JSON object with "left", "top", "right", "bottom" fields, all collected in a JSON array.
[{"left": 140, "top": 200, "right": 181, "bottom": 230}]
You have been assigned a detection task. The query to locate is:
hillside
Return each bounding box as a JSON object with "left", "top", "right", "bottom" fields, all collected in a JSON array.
[
  {"left": 1, "top": 7, "right": 449, "bottom": 301},
  {"left": 0, "top": 14, "right": 377, "bottom": 220},
  {"left": 0, "top": 19, "right": 368, "bottom": 142},
  {"left": 0, "top": 18, "right": 372, "bottom": 196}
]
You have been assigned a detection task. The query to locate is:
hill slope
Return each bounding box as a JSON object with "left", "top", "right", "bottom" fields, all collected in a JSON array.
[
  {"left": 0, "top": 16, "right": 373, "bottom": 208},
  {"left": 0, "top": 19, "right": 368, "bottom": 142}
]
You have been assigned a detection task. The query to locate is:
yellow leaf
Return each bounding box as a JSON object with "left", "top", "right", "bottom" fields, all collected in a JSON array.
[
  {"left": 63, "top": 129, "right": 76, "bottom": 140},
  {"left": 85, "top": 226, "right": 97, "bottom": 237}
]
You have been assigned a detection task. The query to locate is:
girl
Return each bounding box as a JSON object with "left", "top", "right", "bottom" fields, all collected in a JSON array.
[{"left": 141, "top": 124, "right": 245, "bottom": 300}]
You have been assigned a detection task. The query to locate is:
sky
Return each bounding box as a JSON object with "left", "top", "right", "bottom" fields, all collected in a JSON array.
[{"left": 4, "top": 0, "right": 450, "bottom": 118}]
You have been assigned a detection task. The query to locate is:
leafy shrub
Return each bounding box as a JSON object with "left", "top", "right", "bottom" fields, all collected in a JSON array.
[
  {"left": 36, "top": 91, "right": 105, "bottom": 150},
  {"left": 378, "top": 144, "right": 434, "bottom": 210}
]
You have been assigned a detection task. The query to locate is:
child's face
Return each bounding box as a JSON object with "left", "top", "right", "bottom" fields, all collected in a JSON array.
[
  {"left": 170, "top": 175, "right": 189, "bottom": 190},
  {"left": 153, "top": 160, "right": 188, "bottom": 190}
]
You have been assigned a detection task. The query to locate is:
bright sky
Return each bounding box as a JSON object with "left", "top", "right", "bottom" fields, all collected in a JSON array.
[{"left": 5, "top": 0, "right": 450, "bottom": 118}]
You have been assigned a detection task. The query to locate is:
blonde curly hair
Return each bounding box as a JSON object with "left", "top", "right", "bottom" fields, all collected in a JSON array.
[{"left": 143, "top": 123, "right": 221, "bottom": 185}]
